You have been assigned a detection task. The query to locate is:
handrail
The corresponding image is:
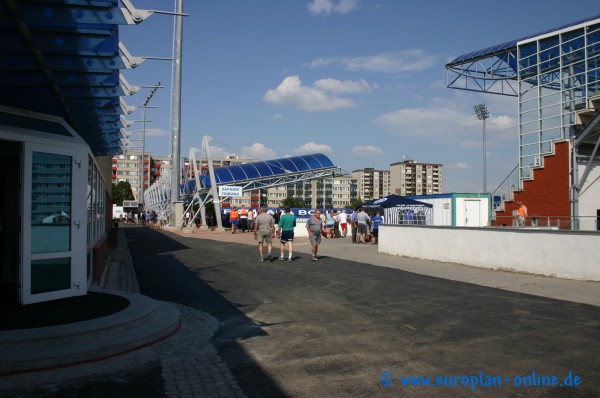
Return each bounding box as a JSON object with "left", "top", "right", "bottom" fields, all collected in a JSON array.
[
  {"left": 490, "top": 164, "right": 519, "bottom": 212},
  {"left": 493, "top": 214, "right": 599, "bottom": 230}
]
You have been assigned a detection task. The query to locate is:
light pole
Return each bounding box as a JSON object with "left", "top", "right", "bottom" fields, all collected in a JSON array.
[
  {"left": 139, "top": 82, "right": 160, "bottom": 205},
  {"left": 170, "top": 0, "right": 184, "bottom": 227},
  {"left": 474, "top": 103, "right": 489, "bottom": 193}
]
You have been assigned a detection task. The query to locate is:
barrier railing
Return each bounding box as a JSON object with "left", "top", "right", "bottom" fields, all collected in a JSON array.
[
  {"left": 491, "top": 164, "right": 519, "bottom": 212},
  {"left": 493, "top": 215, "right": 599, "bottom": 231}
]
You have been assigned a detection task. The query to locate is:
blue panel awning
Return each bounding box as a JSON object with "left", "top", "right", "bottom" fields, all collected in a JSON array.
[
  {"left": 0, "top": 0, "right": 136, "bottom": 155},
  {"left": 200, "top": 153, "right": 336, "bottom": 188}
]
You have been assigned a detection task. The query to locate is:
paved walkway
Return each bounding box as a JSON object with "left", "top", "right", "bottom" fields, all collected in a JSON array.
[
  {"left": 173, "top": 226, "right": 600, "bottom": 307},
  {"left": 2, "top": 225, "right": 598, "bottom": 397}
]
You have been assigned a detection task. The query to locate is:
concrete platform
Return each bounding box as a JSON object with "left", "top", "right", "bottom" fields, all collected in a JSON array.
[{"left": 0, "top": 289, "right": 180, "bottom": 375}]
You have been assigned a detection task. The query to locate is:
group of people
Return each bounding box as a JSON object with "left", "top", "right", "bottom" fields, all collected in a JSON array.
[
  {"left": 250, "top": 206, "right": 385, "bottom": 263},
  {"left": 317, "top": 208, "right": 384, "bottom": 245},
  {"left": 117, "top": 210, "right": 160, "bottom": 229},
  {"left": 253, "top": 206, "right": 329, "bottom": 262},
  {"left": 348, "top": 208, "right": 384, "bottom": 245},
  {"left": 229, "top": 205, "right": 256, "bottom": 234},
  {"left": 302, "top": 207, "right": 384, "bottom": 259},
  {"left": 253, "top": 206, "right": 297, "bottom": 262}
]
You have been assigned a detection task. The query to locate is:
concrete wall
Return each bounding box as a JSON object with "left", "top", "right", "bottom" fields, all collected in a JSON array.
[{"left": 379, "top": 225, "right": 600, "bottom": 281}]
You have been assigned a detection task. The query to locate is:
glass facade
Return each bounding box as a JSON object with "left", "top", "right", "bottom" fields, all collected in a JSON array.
[
  {"left": 518, "top": 21, "right": 600, "bottom": 179},
  {"left": 31, "top": 152, "right": 72, "bottom": 254},
  {"left": 30, "top": 151, "right": 72, "bottom": 293}
]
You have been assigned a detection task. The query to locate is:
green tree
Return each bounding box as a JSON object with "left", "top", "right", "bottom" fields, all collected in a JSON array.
[
  {"left": 112, "top": 181, "right": 134, "bottom": 205},
  {"left": 346, "top": 197, "right": 363, "bottom": 209},
  {"left": 280, "top": 196, "right": 305, "bottom": 208}
]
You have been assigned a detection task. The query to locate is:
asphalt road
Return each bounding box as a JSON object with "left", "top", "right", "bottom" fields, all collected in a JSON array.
[{"left": 126, "top": 227, "right": 600, "bottom": 398}]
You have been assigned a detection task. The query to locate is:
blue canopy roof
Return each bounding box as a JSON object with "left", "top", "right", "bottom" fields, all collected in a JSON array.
[
  {"left": 198, "top": 153, "right": 335, "bottom": 188},
  {"left": 447, "top": 14, "right": 600, "bottom": 66}
]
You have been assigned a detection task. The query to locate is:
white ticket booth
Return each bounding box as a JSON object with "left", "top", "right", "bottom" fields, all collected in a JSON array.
[{"left": 0, "top": 107, "right": 105, "bottom": 304}]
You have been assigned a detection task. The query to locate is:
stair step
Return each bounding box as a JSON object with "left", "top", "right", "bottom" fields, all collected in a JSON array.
[
  {"left": 0, "top": 293, "right": 180, "bottom": 375},
  {"left": 0, "top": 290, "right": 157, "bottom": 351}
]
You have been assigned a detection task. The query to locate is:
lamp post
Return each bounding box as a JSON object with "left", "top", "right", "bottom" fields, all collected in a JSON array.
[
  {"left": 474, "top": 103, "right": 489, "bottom": 193},
  {"left": 139, "top": 82, "right": 160, "bottom": 205},
  {"left": 170, "top": 0, "right": 184, "bottom": 227}
]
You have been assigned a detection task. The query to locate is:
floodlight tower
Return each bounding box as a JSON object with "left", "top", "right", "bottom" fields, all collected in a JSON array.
[{"left": 474, "top": 103, "right": 490, "bottom": 193}]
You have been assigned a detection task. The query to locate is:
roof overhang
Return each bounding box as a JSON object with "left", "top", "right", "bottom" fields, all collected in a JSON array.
[
  {"left": 445, "top": 14, "right": 600, "bottom": 97},
  {"left": 0, "top": 0, "right": 142, "bottom": 155}
]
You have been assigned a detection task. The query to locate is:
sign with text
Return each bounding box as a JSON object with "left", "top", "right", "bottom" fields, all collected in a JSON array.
[{"left": 218, "top": 185, "right": 242, "bottom": 197}]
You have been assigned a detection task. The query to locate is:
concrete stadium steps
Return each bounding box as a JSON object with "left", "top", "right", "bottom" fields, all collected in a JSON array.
[
  {"left": 575, "top": 94, "right": 600, "bottom": 129},
  {"left": 0, "top": 290, "right": 180, "bottom": 375}
]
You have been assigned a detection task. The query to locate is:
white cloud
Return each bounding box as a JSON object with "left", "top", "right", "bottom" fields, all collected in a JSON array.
[
  {"left": 208, "top": 145, "right": 237, "bottom": 158},
  {"left": 264, "top": 75, "right": 360, "bottom": 111},
  {"left": 375, "top": 107, "right": 470, "bottom": 139},
  {"left": 310, "top": 50, "right": 437, "bottom": 74},
  {"left": 146, "top": 128, "right": 169, "bottom": 137},
  {"left": 448, "top": 162, "right": 471, "bottom": 169},
  {"left": 127, "top": 128, "right": 168, "bottom": 138},
  {"left": 307, "top": 0, "right": 360, "bottom": 16},
  {"left": 308, "top": 57, "right": 333, "bottom": 68},
  {"left": 313, "top": 78, "right": 373, "bottom": 93},
  {"left": 352, "top": 145, "right": 383, "bottom": 155},
  {"left": 490, "top": 115, "right": 514, "bottom": 130},
  {"left": 459, "top": 139, "right": 485, "bottom": 149},
  {"left": 292, "top": 142, "right": 333, "bottom": 155},
  {"left": 374, "top": 105, "right": 516, "bottom": 142},
  {"left": 241, "top": 143, "right": 278, "bottom": 160}
]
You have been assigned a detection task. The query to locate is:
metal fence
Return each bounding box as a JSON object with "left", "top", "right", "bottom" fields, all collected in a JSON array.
[{"left": 493, "top": 215, "right": 599, "bottom": 231}]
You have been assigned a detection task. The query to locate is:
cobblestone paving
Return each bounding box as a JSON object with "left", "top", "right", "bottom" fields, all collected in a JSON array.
[{"left": 157, "top": 304, "right": 246, "bottom": 398}]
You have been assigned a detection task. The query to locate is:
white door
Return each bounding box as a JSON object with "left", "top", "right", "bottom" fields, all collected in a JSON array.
[
  {"left": 21, "top": 143, "right": 87, "bottom": 304},
  {"left": 464, "top": 200, "right": 482, "bottom": 227}
]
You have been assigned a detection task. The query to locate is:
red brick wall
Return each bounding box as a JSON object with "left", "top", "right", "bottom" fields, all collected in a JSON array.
[{"left": 493, "top": 141, "right": 571, "bottom": 229}]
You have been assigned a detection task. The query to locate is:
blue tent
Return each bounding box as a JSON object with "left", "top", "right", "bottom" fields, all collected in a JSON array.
[{"left": 361, "top": 194, "right": 432, "bottom": 225}]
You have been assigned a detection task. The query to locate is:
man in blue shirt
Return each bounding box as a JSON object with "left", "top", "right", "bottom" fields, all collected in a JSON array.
[
  {"left": 351, "top": 209, "right": 358, "bottom": 243},
  {"left": 371, "top": 211, "right": 384, "bottom": 245}
]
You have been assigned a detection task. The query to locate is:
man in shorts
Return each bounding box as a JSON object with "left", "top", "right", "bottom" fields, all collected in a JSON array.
[
  {"left": 306, "top": 209, "right": 326, "bottom": 261},
  {"left": 277, "top": 207, "right": 296, "bottom": 262},
  {"left": 254, "top": 205, "right": 275, "bottom": 262},
  {"left": 230, "top": 206, "right": 239, "bottom": 234},
  {"left": 356, "top": 207, "right": 370, "bottom": 244}
]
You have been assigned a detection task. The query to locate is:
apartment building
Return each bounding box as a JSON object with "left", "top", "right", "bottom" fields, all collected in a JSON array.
[
  {"left": 389, "top": 160, "right": 443, "bottom": 196},
  {"left": 111, "top": 152, "right": 171, "bottom": 202},
  {"left": 352, "top": 168, "right": 390, "bottom": 201},
  {"left": 229, "top": 176, "right": 357, "bottom": 209}
]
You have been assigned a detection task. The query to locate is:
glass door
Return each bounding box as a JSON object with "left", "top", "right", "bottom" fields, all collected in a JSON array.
[{"left": 21, "top": 143, "right": 87, "bottom": 304}]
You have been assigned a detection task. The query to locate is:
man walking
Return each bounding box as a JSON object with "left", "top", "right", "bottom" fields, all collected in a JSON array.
[
  {"left": 306, "top": 209, "right": 326, "bottom": 262},
  {"left": 277, "top": 207, "right": 296, "bottom": 262},
  {"left": 356, "top": 207, "right": 370, "bottom": 244},
  {"left": 351, "top": 208, "right": 358, "bottom": 243},
  {"left": 254, "top": 205, "right": 275, "bottom": 262}
]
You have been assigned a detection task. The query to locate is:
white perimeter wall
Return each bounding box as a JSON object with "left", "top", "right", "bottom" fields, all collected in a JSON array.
[{"left": 379, "top": 225, "right": 600, "bottom": 281}]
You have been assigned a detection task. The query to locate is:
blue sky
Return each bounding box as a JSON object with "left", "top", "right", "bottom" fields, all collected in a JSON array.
[{"left": 120, "top": 0, "right": 599, "bottom": 193}]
